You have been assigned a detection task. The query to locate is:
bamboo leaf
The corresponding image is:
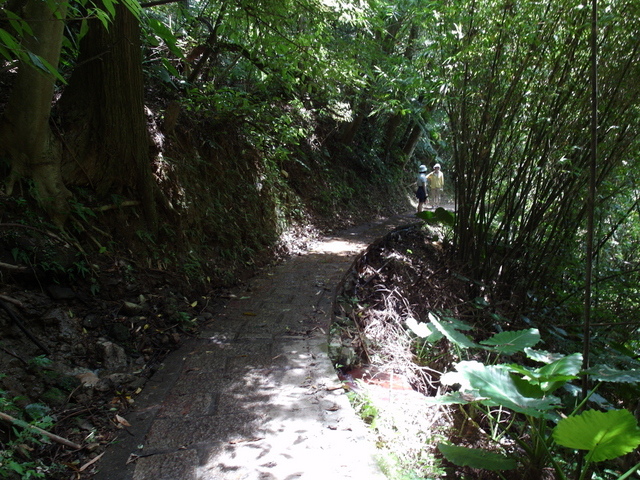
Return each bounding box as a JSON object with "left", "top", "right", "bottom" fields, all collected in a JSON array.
[
  {"left": 0, "top": 29, "right": 20, "bottom": 53},
  {"left": 79, "top": 19, "right": 89, "bottom": 41},
  {"left": 101, "top": 0, "right": 116, "bottom": 18},
  {"left": 27, "top": 52, "right": 66, "bottom": 84}
]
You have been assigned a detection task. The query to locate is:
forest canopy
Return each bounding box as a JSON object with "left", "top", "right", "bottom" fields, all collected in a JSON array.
[{"left": 0, "top": 0, "right": 637, "bottom": 340}]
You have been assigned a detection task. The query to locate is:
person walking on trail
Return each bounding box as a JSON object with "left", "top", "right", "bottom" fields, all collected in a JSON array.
[
  {"left": 415, "top": 164, "right": 428, "bottom": 213},
  {"left": 426, "top": 163, "right": 444, "bottom": 208}
]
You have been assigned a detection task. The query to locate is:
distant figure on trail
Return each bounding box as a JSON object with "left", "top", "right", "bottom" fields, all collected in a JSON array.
[
  {"left": 415, "top": 164, "right": 428, "bottom": 213},
  {"left": 426, "top": 163, "right": 444, "bottom": 208}
]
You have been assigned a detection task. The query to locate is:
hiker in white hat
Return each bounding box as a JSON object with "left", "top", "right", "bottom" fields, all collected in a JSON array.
[{"left": 426, "top": 163, "right": 444, "bottom": 208}]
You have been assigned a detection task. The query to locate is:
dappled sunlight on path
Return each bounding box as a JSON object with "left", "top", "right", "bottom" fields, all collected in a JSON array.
[{"left": 93, "top": 214, "right": 416, "bottom": 480}]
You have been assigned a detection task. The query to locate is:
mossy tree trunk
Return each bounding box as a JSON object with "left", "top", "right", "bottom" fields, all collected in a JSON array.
[{"left": 0, "top": 0, "right": 70, "bottom": 226}]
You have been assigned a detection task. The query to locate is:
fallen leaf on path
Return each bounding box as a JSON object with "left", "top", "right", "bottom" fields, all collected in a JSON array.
[{"left": 115, "top": 414, "right": 131, "bottom": 427}]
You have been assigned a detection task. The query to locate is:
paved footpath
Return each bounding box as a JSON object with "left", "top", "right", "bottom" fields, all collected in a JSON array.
[{"left": 94, "top": 214, "right": 416, "bottom": 480}]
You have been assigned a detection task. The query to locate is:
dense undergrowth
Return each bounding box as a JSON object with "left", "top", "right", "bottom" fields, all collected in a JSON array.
[{"left": 332, "top": 222, "right": 640, "bottom": 480}]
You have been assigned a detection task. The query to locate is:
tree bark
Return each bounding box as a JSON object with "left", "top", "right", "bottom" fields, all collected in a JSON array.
[
  {"left": 0, "top": 0, "right": 70, "bottom": 226},
  {"left": 59, "top": 2, "right": 157, "bottom": 229},
  {"left": 401, "top": 123, "right": 423, "bottom": 163}
]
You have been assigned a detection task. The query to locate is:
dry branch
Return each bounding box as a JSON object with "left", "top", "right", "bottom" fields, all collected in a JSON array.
[
  {"left": 0, "top": 261, "right": 28, "bottom": 271},
  {"left": 0, "top": 411, "right": 82, "bottom": 450}
]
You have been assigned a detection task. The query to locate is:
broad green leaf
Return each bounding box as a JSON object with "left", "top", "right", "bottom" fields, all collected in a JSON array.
[
  {"left": 429, "top": 313, "right": 477, "bottom": 349},
  {"left": 406, "top": 316, "right": 434, "bottom": 338},
  {"left": 415, "top": 210, "right": 435, "bottom": 222},
  {"left": 525, "top": 348, "right": 567, "bottom": 364},
  {"left": 553, "top": 409, "right": 640, "bottom": 462},
  {"left": 507, "top": 353, "right": 581, "bottom": 393},
  {"left": 6, "top": 10, "right": 32, "bottom": 37},
  {"left": 435, "top": 314, "right": 474, "bottom": 331},
  {"left": 406, "top": 317, "right": 444, "bottom": 342},
  {"left": 510, "top": 373, "right": 545, "bottom": 399},
  {"left": 161, "top": 59, "right": 181, "bottom": 78},
  {"left": 93, "top": 9, "right": 112, "bottom": 30},
  {"left": 536, "top": 353, "right": 582, "bottom": 392},
  {"left": 444, "top": 361, "right": 560, "bottom": 416},
  {"left": 434, "top": 207, "right": 455, "bottom": 226},
  {"left": 563, "top": 384, "right": 613, "bottom": 409},
  {"left": 416, "top": 207, "right": 455, "bottom": 226},
  {"left": 586, "top": 365, "right": 640, "bottom": 383},
  {"left": 480, "top": 328, "right": 540, "bottom": 354},
  {"left": 27, "top": 51, "right": 46, "bottom": 71},
  {"left": 538, "top": 353, "right": 582, "bottom": 378},
  {"left": 438, "top": 444, "right": 517, "bottom": 471},
  {"left": 147, "top": 18, "right": 182, "bottom": 57}
]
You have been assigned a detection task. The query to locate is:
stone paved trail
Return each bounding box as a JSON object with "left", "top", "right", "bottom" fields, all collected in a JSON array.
[{"left": 94, "top": 214, "right": 416, "bottom": 480}]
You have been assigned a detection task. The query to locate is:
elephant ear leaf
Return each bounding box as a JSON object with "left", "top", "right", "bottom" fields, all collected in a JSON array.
[
  {"left": 480, "top": 328, "right": 540, "bottom": 354},
  {"left": 585, "top": 365, "right": 640, "bottom": 383},
  {"left": 553, "top": 409, "right": 640, "bottom": 462},
  {"left": 416, "top": 207, "right": 455, "bottom": 226}
]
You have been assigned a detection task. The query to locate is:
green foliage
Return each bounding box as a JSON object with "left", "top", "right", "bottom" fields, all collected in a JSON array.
[
  {"left": 553, "top": 409, "right": 640, "bottom": 463},
  {"left": 480, "top": 329, "right": 540, "bottom": 355},
  {"left": 417, "top": 310, "right": 640, "bottom": 478},
  {"left": 415, "top": 207, "right": 455, "bottom": 227},
  {"left": 27, "top": 355, "right": 52, "bottom": 370},
  {"left": 434, "top": 0, "right": 640, "bottom": 314},
  {"left": 0, "top": 0, "right": 141, "bottom": 84},
  {"left": 346, "top": 389, "right": 379, "bottom": 428},
  {"left": 173, "top": 311, "right": 197, "bottom": 332},
  {"left": 0, "top": 389, "right": 55, "bottom": 479},
  {"left": 440, "top": 360, "right": 562, "bottom": 417},
  {"left": 437, "top": 443, "right": 517, "bottom": 472},
  {"left": 69, "top": 198, "right": 96, "bottom": 223},
  {"left": 585, "top": 365, "right": 640, "bottom": 384},
  {"left": 428, "top": 312, "right": 477, "bottom": 350}
]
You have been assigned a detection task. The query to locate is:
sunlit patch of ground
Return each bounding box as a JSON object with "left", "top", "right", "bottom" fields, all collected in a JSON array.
[
  {"left": 310, "top": 238, "right": 369, "bottom": 256},
  {"left": 330, "top": 221, "right": 468, "bottom": 479}
]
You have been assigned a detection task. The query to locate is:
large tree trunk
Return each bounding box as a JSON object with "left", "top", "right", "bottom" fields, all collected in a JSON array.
[
  {"left": 0, "top": 0, "right": 70, "bottom": 225},
  {"left": 59, "top": 2, "right": 157, "bottom": 229},
  {"left": 401, "top": 123, "right": 423, "bottom": 165}
]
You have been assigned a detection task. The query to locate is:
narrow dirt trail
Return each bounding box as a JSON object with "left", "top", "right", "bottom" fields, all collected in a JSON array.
[{"left": 93, "top": 213, "right": 417, "bottom": 480}]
